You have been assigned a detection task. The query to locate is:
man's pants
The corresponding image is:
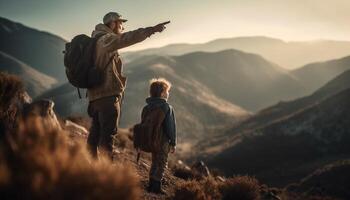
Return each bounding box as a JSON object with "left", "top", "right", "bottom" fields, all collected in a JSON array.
[
  {"left": 150, "top": 138, "right": 171, "bottom": 181},
  {"left": 87, "top": 96, "right": 120, "bottom": 159}
]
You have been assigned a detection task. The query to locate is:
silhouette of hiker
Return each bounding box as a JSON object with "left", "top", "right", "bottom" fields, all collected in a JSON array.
[{"left": 87, "top": 12, "right": 169, "bottom": 160}]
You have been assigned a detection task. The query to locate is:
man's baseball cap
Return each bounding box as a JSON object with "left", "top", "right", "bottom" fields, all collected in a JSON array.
[{"left": 103, "top": 12, "right": 128, "bottom": 24}]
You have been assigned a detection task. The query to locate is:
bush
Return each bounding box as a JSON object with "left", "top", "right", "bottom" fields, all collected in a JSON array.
[
  {"left": 173, "top": 177, "right": 221, "bottom": 200},
  {"left": 173, "top": 180, "right": 207, "bottom": 200},
  {"left": 173, "top": 175, "right": 261, "bottom": 200},
  {"left": 0, "top": 72, "right": 28, "bottom": 134},
  {"left": 0, "top": 116, "right": 141, "bottom": 200},
  {"left": 219, "top": 176, "right": 261, "bottom": 200},
  {"left": 0, "top": 72, "right": 24, "bottom": 112}
]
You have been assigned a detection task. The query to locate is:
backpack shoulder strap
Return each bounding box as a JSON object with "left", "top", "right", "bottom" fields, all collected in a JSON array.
[{"left": 77, "top": 88, "right": 82, "bottom": 99}]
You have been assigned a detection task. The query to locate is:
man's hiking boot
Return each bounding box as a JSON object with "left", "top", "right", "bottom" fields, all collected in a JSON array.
[
  {"left": 153, "top": 180, "right": 166, "bottom": 194},
  {"left": 147, "top": 179, "right": 165, "bottom": 194},
  {"left": 147, "top": 178, "right": 155, "bottom": 192}
]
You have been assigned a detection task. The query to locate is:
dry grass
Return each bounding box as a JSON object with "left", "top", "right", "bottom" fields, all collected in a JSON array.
[
  {"left": 0, "top": 72, "right": 28, "bottom": 133},
  {"left": 0, "top": 72, "right": 24, "bottom": 112},
  {"left": 173, "top": 177, "right": 220, "bottom": 200},
  {"left": 0, "top": 116, "right": 141, "bottom": 200},
  {"left": 173, "top": 176, "right": 261, "bottom": 200},
  {"left": 220, "top": 176, "right": 261, "bottom": 200}
]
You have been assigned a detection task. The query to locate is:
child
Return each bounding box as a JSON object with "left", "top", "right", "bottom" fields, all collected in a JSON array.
[{"left": 141, "top": 78, "right": 176, "bottom": 194}]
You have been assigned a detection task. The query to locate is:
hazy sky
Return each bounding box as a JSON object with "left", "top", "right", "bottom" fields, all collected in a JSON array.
[{"left": 1, "top": 0, "right": 350, "bottom": 51}]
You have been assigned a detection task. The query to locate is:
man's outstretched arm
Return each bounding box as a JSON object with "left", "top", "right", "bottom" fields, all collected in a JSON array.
[{"left": 104, "top": 22, "right": 168, "bottom": 51}]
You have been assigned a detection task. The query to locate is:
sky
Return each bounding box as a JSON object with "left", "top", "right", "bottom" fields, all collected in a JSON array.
[{"left": 1, "top": 0, "right": 350, "bottom": 51}]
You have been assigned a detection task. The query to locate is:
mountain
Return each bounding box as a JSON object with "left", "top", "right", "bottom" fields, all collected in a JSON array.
[
  {"left": 127, "top": 49, "right": 306, "bottom": 112},
  {"left": 0, "top": 17, "right": 67, "bottom": 82},
  {"left": 166, "top": 49, "right": 305, "bottom": 112},
  {"left": 196, "top": 69, "right": 350, "bottom": 158},
  {"left": 41, "top": 48, "right": 308, "bottom": 123},
  {"left": 123, "top": 36, "right": 350, "bottom": 69},
  {"left": 39, "top": 53, "right": 250, "bottom": 145},
  {"left": 0, "top": 51, "right": 57, "bottom": 97},
  {"left": 292, "top": 55, "right": 350, "bottom": 95},
  {"left": 205, "top": 86, "right": 350, "bottom": 187}
]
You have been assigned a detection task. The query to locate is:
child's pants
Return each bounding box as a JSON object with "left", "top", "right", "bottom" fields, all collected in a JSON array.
[{"left": 150, "top": 138, "right": 170, "bottom": 181}]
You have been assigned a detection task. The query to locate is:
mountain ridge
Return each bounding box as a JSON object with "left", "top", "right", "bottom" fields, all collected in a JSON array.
[
  {"left": 123, "top": 36, "right": 350, "bottom": 69},
  {"left": 0, "top": 16, "right": 67, "bottom": 82}
]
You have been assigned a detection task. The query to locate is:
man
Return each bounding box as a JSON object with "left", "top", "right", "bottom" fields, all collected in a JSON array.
[{"left": 87, "top": 12, "right": 168, "bottom": 159}]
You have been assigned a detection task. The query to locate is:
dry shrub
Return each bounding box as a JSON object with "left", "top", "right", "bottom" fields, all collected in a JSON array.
[
  {"left": 173, "top": 180, "right": 207, "bottom": 200},
  {"left": 0, "top": 72, "right": 29, "bottom": 133},
  {"left": 0, "top": 72, "right": 24, "bottom": 111},
  {"left": 173, "top": 177, "right": 221, "bottom": 200},
  {"left": 0, "top": 116, "right": 141, "bottom": 200},
  {"left": 220, "top": 176, "right": 261, "bottom": 200},
  {"left": 173, "top": 175, "right": 261, "bottom": 200}
]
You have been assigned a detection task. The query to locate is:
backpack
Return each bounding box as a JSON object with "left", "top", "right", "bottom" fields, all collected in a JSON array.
[
  {"left": 63, "top": 34, "right": 111, "bottom": 97},
  {"left": 133, "top": 106, "right": 167, "bottom": 153}
]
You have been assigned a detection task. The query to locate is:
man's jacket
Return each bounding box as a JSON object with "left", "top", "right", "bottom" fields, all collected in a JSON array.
[
  {"left": 142, "top": 97, "right": 177, "bottom": 146},
  {"left": 87, "top": 24, "right": 154, "bottom": 102}
]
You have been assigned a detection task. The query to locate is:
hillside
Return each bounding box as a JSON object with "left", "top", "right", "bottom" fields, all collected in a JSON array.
[
  {"left": 126, "top": 49, "right": 307, "bottom": 112},
  {"left": 195, "top": 69, "right": 350, "bottom": 158},
  {"left": 292, "top": 55, "right": 350, "bottom": 95},
  {"left": 206, "top": 87, "right": 350, "bottom": 187},
  {"left": 170, "top": 49, "right": 305, "bottom": 111},
  {"left": 0, "top": 17, "right": 66, "bottom": 82},
  {"left": 123, "top": 36, "right": 350, "bottom": 69},
  {"left": 0, "top": 51, "right": 57, "bottom": 97},
  {"left": 289, "top": 160, "right": 350, "bottom": 200}
]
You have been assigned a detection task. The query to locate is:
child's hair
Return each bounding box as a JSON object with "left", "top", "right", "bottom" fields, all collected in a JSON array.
[{"left": 149, "top": 78, "right": 172, "bottom": 97}]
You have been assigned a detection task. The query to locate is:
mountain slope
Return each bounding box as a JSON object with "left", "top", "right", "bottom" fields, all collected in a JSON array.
[
  {"left": 292, "top": 55, "right": 350, "bottom": 94},
  {"left": 127, "top": 49, "right": 306, "bottom": 112},
  {"left": 197, "top": 69, "right": 350, "bottom": 157},
  {"left": 124, "top": 36, "right": 350, "bottom": 69},
  {"left": 206, "top": 87, "right": 350, "bottom": 187},
  {"left": 0, "top": 17, "right": 66, "bottom": 82},
  {"left": 41, "top": 49, "right": 312, "bottom": 140},
  {"left": 170, "top": 49, "right": 305, "bottom": 111},
  {"left": 0, "top": 51, "right": 57, "bottom": 97},
  {"left": 291, "top": 160, "right": 350, "bottom": 200}
]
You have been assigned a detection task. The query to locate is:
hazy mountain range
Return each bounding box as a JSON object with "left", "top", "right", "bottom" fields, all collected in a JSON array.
[
  {"left": 292, "top": 56, "right": 350, "bottom": 94},
  {"left": 197, "top": 69, "right": 350, "bottom": 155},
  {"left": 123, "top": 36, "right": 350, "bottom": 70},
  {"left": 39, "top": 53, "right": 251, "bottom": 142},
  {"left": 199, "top": 69, "right": 350, "bottom": 186}
]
